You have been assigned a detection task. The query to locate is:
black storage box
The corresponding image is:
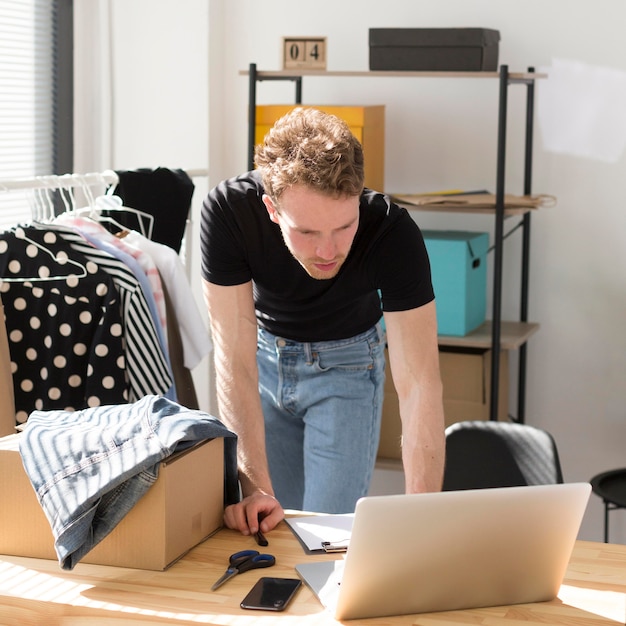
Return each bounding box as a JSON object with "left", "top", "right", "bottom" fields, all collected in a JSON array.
[{"left": 369, "top": 28, "right": 500, "bottom": 71}]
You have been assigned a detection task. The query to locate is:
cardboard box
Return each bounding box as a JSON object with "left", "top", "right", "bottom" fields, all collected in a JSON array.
[
  {"left": 369, "top": 28, "right": 500, "bottom": 72},
  {"left": 440, "top": 347, "right": 508, "bottom": 424},
  {"left": 378, "top": 350, "right": 403, "bottom": 460},
  {"left": 255, "top": 104, "right": 385, "bottom": 192},
  {"left": 0, "top": 300, "right": 16, "bottom": 437},
  {"left": 423, "top": 230, "right": 489, "bottom": 337},
  {"left": 0, "top": 434, "right": 224, "bottom": 570},
  {"left": 378, "top": 347, "right": 508, "bottom": 461}
]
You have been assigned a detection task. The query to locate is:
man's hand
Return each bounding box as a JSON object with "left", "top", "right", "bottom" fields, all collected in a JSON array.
[{"left": 223, "top": 492, "right": 285, "bottom": 536}]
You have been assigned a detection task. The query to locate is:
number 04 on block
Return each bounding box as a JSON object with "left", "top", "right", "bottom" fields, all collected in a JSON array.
[{"left": 282, "top": 37, "right": 327, "bottom": 70}]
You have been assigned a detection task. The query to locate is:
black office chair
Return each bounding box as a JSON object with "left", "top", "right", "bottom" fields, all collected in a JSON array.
[{"left": 442, "top": 420, "right": 564, "bottom": 491}]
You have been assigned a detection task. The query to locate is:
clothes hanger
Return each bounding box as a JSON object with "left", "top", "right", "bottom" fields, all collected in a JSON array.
[
  {"left": 68, "top": 175, "right": 155, "bottom": 239},
  {"left": 0, "top": 225, "right": 88, "bottom": 283},
  {"left": 29, "top": 187, "right": 46, "bottom": 223},
  {"left": 58, "top": 184, "right": 73, "bottom": 214},
  {"left": 99, "top": 174, "right": 154, "bottom": 239},
  {"left": 39, "top": 178, "right": 57, "bottom": 222},
  {"left": 94, "top": 188, "right": 154, "bottom": 239}
]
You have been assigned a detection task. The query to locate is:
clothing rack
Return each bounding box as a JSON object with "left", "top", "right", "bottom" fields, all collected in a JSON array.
[
  {"left": 0, "top": 167, "right": 213, "bottom": 420},
  {"left": 0, "top": 168, "right": 209, "bottom": 273},
  {"left": 0, "top": 168, "right": 208, "bottom": 191}
]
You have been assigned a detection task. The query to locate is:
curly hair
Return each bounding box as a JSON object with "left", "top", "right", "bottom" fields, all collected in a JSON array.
[{"left": 254, "top": 107, "right": 365, "bottom": 201}]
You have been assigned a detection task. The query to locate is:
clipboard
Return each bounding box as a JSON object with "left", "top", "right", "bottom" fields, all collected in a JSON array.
[{"left": 285, "top": 514, "right": 354, "bottom": 553}]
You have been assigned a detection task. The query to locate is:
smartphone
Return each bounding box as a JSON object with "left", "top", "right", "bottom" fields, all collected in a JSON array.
[{"left": 240, "top": 576, "right": 302, "bottom": 611}]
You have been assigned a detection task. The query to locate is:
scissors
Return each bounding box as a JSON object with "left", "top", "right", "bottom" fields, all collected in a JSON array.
[{"left": 211, "top": 549, "right": 276, "bottom": 591}]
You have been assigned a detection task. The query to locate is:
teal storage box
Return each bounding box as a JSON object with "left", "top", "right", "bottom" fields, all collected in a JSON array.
[{"left": 422, "top": 230, "right": 489, "bottom": 336}]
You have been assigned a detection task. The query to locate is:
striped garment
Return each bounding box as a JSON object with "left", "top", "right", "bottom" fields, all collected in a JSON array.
[{"left": 44, "top": 226, "right": 174, "bottom": 402}]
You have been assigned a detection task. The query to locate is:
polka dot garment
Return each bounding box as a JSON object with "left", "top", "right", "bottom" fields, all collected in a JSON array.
[
  {"left": 46, "top": 225, "right": 174, "bottom": 402},
  {"left": 0, "top": 226, "right": 129, "bottom": 423}
]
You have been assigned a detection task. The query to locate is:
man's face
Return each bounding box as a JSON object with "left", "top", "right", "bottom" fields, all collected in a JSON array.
[{"left": 263, "top": 185, "right": 360, "bottom": 280}]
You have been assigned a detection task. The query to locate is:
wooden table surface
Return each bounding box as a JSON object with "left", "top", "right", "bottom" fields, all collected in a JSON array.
[{"left": 1, "top": 515, "right": 625, "bottom": 625}]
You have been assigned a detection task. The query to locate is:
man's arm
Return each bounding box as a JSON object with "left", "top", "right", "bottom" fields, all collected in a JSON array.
[
  {"left": 383, "top": 301, "right": 445, "bottom": 493},
  {"left": 202, "top": 278, "right": 284, "bottom": 534}
]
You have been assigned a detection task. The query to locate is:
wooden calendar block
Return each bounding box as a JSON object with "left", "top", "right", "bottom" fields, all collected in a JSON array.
[{"left": 282, "top": 37, "right": 327, "bottom": 70}]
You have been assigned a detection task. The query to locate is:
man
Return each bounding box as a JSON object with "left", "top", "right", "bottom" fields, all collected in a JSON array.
[{"left": 201, "top": 107, "right": 444, "bottom": 538}]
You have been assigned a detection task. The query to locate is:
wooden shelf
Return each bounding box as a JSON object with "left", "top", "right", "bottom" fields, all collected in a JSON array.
[
  {"left": 375, "top": 457, "right": 403, "bottom": 471},
  {"left": 391, "top": 193, "right": 548, "bottom": 217},
  {"left": 395, "top": 200, "right": 536, "bottom": 217},
  {"left": 244, "top": 62, "right": 544, "bottom": 422},
  {"left": 240, "top": 69, "right": 546, "bottom": 81},
  {"left": 395, "top": 201, "right": 534, "bottom": 217},
  {"left": 438, "top": 321, "right": 540, "bottom": 350}
]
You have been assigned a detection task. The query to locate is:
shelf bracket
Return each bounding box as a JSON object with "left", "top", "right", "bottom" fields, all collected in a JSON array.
[
  {"left": 489, "top": 65, "right": 509, "bottom": 421},
  {"left": 245, "top": 62, "right": 540, "bottom": 426},
  {"left": 246, "top": 63, "right": 303, "bottom": 170},
  {"left": 516, "top": 67, "right": 537, "bottom": 423}
]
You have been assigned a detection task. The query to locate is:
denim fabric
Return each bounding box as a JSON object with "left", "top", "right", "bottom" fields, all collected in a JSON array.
[
  {"left": 19, "top": 395, "right": 238, "bottom": 570},
  {"left": 257, "top": 321, "right": 386, "bottom": 514}
]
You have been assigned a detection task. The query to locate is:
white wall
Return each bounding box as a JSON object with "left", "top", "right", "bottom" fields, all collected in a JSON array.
[
  {"left": 75, "top": 0, "right": 214, "bottom": 412},
  {"left": 76, "top": 0, "right": 626, "bottom": 543},
  {"left": 212, "top": 0, "right": 626, "bottom": 544}
]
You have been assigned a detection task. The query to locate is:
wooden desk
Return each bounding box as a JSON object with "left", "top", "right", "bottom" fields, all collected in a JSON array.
[{"left": 1, "top": 516, "right": 626, "bottom": 625}]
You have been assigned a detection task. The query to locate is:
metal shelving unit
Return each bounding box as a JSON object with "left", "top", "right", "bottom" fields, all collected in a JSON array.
[{"left": 241, "top": 63, "right": 545, "bottom": 423}]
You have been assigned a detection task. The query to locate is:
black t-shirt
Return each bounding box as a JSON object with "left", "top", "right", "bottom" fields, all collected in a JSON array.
[{"left": 200, "top": 170, "right": 434, "bottom": 342}]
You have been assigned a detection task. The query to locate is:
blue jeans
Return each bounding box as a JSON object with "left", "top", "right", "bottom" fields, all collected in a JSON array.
[
  {"left": 257, "top": 321, "right": 386, "bottom": 514},
  {"left": 19, "top": 395, "right": 238, "bottom": 570}
]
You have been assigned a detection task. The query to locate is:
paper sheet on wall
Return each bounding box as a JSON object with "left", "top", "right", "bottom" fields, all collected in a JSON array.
[
  {"left": 285, "top": 514, "right": 354, "bottom": 552},
  {"left": 537, "top": 58, "right": 626, "bottom": 163}
]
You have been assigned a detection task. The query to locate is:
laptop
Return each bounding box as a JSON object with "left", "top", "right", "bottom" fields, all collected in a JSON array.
[{"left": 295, "top": 482, "right": 591, "bottom": 620}]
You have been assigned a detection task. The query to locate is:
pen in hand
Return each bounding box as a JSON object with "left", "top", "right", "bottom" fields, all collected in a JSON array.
[
  {"left": 255, "top": 529, "right": 268, "bottom": 547},
  {"left": 254, "top": 515, "right": 269, "bottom": 546}
]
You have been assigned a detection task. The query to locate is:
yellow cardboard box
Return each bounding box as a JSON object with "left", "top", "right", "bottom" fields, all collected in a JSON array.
[
  {"left": 0, "top": 434, "right": 224, "bottom": 570},
  {"left": 255, "top": 104, "right": 386, "bottom": 192}
]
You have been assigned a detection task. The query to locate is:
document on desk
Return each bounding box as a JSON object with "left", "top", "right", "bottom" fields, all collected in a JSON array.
[{"left": 285, "top": 514, "right": 354, "bottom": 553}]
